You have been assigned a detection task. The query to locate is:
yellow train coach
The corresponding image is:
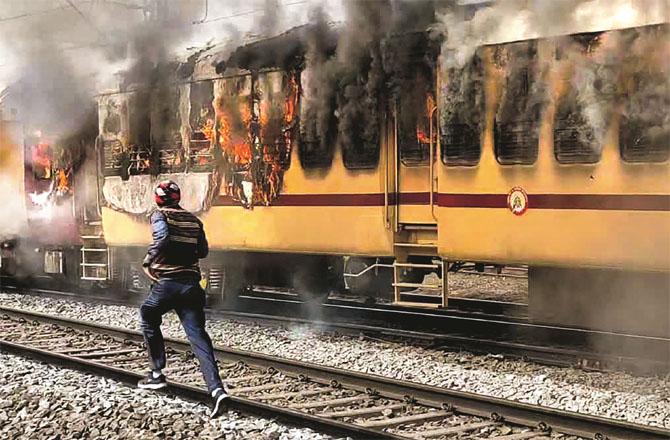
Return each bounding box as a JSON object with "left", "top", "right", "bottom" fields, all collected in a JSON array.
[{"left": 97, "top": 23, "right": 669, "bottom": 337}]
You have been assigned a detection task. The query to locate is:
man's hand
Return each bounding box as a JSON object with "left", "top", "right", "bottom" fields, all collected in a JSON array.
[{"left": 142, "top": 255, "right": 158, "bottom": 282}]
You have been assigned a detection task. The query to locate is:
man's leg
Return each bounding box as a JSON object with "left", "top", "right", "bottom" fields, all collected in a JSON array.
[
  {"left": 174, "top": 284, "right": 224, "bottom": 393},
  {"left": 139, "top": 280, "right": 173, "bottom": 376}
]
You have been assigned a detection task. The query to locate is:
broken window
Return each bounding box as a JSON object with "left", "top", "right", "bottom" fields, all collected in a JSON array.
[
  {"left": 215, "top": 75, "right": 254, "bottom": 206},
  {"left": 618, "top": 25, "right": 670, "bottom": 163},
  {"left": 299, "top": 66, "right": 337, "bottom": 169},
  {"left": 440, "top": 52, "right": 484, "bottom": 166},
  {"left": 494, "top": 41, "right": 544, "bottom": 165},
  {"left": 256, "top": 70, "right": 298, "bottom": 204},
  {"left": 339, "top": 47, "right": 383, "bottom": 170},
  {"left": 188, "top": 80, "right": 216, "bottom": 171},
  {"left": 99, "top": 94, "right": 127, "bottom": 176},
  {"left": 118, "top": 90, "right": 152, "bottom": 179},
  {"left": 150, "top": 85, "right": 183, "bottom": 173},
  {"left": 398, "top": 69, "right": 436, "bottom": 166},
  {"left": 553, "top": 33, "right": 604, "bottom": 164}
]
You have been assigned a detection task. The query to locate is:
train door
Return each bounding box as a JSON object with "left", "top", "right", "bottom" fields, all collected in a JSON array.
[
  {"left": 390, "top": 76, "right": 447, "bottom": 307},
  {"left": 394, "top": 97, "right": 438, "bottom": 227}
]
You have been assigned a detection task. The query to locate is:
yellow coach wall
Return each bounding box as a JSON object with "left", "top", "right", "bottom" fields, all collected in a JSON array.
[
  {"left": 0, "top": 121, "right": 27, "bottom": 234},
  {"left": 102, "top": 142, "right": 395, "bottom": 256},
  {"left": 436, "top": 44, "right": 670, "bottom": 271},
  {"left": 201, "top": 145, "right": 395, "bottom": 256}
]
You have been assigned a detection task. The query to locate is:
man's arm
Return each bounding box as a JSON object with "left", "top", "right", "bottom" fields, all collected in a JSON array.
[
  {"left": 197, "top": 225, "right": 209, "bottom": 259},
  {"left": 142, "top": 211, "right": 169, "bottom": 267}
]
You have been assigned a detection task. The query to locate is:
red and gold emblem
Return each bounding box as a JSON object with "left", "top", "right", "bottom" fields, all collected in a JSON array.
[{"left": 507, "top": 187, "right": 528, "bottom": 216}]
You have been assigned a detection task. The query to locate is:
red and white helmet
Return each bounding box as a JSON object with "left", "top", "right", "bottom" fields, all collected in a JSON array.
[{"left": 154, "top": 180, "right": 181, "bottom": 206}]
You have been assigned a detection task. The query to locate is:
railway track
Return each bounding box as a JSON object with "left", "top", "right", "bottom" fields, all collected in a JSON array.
[
  {"left": 0, "top": 306, "right": 667, "bottom": 440},
  {"left": 3, "top": 285, "right": 669, "bottom": 375}
]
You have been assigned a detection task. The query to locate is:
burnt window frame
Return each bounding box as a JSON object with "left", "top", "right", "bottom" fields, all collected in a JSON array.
[
  {"left": 187, "top": 79, "right": 217, "bottom": 171},
  {"left": 440, "top": 51, "right": 485, "bottom": 167},
  {"left": 552, "top": 32, "right": 604, "bottom": 165},
  {"left": 493, "top": 40, "right": 543, "bottom": 166},
  {"left": 298, "top": 67, "right": 337, "bottom": 170},
  {"left": 384, "top": 31, "right": 439, "bottom": 168},
  {"left": 618, "top": 24, "right": 670, "bottom": 164},
  {"left": 256, "top": 69, "right": 298, "bottom": 172},
  {"left": 150, "top": 84, "right": 185, "bottom": 174}
]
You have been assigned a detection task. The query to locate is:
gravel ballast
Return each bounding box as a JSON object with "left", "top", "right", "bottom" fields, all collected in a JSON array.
[
  {"left": 0, "top": 351, "right": 334, "bottom": 440},
  {"left": 1, "top": 292, "right": 668, "bottom": 429}
]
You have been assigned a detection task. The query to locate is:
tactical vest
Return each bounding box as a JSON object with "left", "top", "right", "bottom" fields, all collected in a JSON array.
[{"left": 150, "top": 207, "right": 202, "bottom": 280}]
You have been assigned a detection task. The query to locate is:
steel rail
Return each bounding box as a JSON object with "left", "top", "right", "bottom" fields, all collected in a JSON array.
[
  {"left": 3, "top": 285, "right": 668, "bottom": 374},
  {"left": 0, "top": 306, "right": 667, "bottom": 440}
]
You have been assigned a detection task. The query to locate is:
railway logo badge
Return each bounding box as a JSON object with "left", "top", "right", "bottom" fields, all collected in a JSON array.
[{"left": 507, "top": 187, "right": 528, "bottom": 216}]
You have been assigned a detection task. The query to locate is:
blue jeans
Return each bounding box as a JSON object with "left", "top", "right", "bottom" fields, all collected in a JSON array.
[{"left": 139, "top": 278, "right": 223, "bottom": 393}]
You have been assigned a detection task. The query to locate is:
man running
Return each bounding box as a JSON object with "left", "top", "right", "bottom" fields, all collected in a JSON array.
[{"left": 137, "top": 180, "right": 229, "bottom": 418}]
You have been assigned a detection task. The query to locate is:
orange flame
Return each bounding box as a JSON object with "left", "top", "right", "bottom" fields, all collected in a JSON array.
[
  {"left": 32, "top": 143, "right": 52, "bottom": 179},
  {"left": 55, "top": 169, "right": 69, "bottom": 193},
  {"left": 416, "top": 92, "right": 436, "bottom": 145}
]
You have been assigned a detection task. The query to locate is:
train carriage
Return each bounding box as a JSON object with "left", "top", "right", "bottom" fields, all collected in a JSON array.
[{"left": 1, "top": 18, "right": 668, "bottom": 339}]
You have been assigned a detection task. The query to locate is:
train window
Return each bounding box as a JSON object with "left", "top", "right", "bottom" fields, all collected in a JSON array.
[
  {"left": 398, "top": 70, "right": 435, "bottom": 166},
  {"left": 619, "top": 25, "right": 669, "bottom": 163},
  {"left": 252, "top": 70, "right": 298, "bottom": 204},
  {"left": 440, "top": 53, "right": 484, "bottom": 166},
  {"left": 188, "top": 80, "right": 216, "bottom": 170},
  {"left": 125, "top": 91, "right": 152, "bottom": 177},
  {"left": 216, "top": 75, "right": 254, "bottom": 205},
  {"left": 553, "top": 34, "right": 603, "bottom": 164},
  {"left": 494, "top": 41, "right": 543, "bottom": 165},
  {"left": 257, "top": 70, "right": 297, "bottom": 171},
  {"left": 151, "top": 85, "right": 184, "bottom": 173},
  {"left": 299, "top": 67, "right": 336, "bottom": 169},
  {"left": 339, "top": 45, "right": 382, "bottom": 170}
]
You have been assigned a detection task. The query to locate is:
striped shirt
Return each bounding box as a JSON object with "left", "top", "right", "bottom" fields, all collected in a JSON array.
[{"left": 145, "top": 206, "right": 209, "bottom": 280}]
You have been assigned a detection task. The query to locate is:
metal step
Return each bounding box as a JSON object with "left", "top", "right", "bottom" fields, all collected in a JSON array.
[
  {"left": 393, "top": 262, "right": 440, "bottom": 269},
  {"left": 81, "top": 276, "right": 108, "bottom": 281},
  {"left": 393, "top": 259, "right": 448, "bottom": 308},
  {"left": 392, "top": 282, "right": 442, "bottom": 289}
]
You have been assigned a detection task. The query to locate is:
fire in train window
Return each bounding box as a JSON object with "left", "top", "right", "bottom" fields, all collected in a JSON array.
[
  {"left": 494, "top": 41, "right": 544, "bottom": 165},
  {"left": 31, "top": 142, "right": 52, "bottom": 180},
  {"left": 553, "top": 33, "right": 603, "bottom": 164},
  {"left": 440, "top": 53, "right": 484, "bottom": 166},
  {"left": 619, "top": 25, "right": 670, "bottom": 163},
  {"left": 252, "top": 70, "right": 298, "bottom": 204},
  {"left": 216, "top": 75, "right": 254, "bottom": 205},
  {"left": 189, "top": 80, "right": 216, "bottom": 169},
  {"left": 398, "top": 69, "right": 435, "bottom": 166},
  {"left": 299, "top": 67, "right": 336, "bottom": 169},
  {"left": 258, "top": 70, "right": 298, "bottom": 170}
]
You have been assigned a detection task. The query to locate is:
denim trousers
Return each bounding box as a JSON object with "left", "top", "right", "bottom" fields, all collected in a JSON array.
[{"left": 139, "top": 278, "right": 223, "bottom": 393}]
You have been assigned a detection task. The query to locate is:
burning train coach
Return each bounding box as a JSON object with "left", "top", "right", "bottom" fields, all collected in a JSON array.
[{"left": 0, "top": 19, "right": 668, "bottom": 339}]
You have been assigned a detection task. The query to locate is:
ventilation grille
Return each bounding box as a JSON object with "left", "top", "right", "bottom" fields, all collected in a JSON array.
[
  {"left": 441, "top": 124, "right": 480, "bottom": 166},
  {"left": 494, "top": 121, "right": 539, "bottom": 165},
  {"left": 208, "top": 267, "right": 224, "bottom": 295},
  {"left": 620, "top": 117, "right": 670, "bottom": 163},
  {"left": 44, "top": 251, "right": 63, "bottom": 274}
]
